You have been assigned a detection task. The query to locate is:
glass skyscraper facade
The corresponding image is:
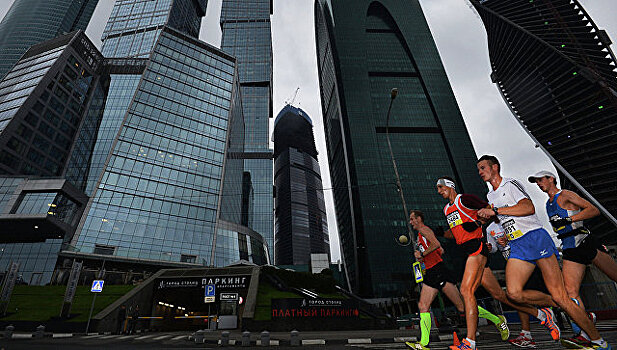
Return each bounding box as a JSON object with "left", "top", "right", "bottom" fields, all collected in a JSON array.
[
  {"left": 273, "top": 105, "right": 330, "bottom": 266},
  {"left": 471, "top": 0, "right": 617, "bottom": 242},
  {"left": 0, "top": 0, "right": 99, "bottom": 80},
  {"left": 220, "top": 0, "right": 274, "bottom": 259},
  {"left": 315, "top": 0, "right": 486, "bottom": 297}
]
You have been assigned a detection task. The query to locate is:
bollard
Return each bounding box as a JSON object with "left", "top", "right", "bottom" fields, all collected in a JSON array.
[
  {"left": 4, "top": 325, "right": 14, "bottom": 339},
  {"left": 261, "top": 331, "right": 270, "bottom": 346},
  {"left": 290, "top": 330, "right": 300, "bottom": 346},
  {"left": 241, "top": 331, "right": 251, "bottom": 347},
  {"left": 194, "top": 329, "right": 205, "bottom": 343},
  {"left": 221, "top": 331, "right": 230, "bottom": 346},
  {"left": 34, "top": 325, "right": 45, "bottom": 338}
]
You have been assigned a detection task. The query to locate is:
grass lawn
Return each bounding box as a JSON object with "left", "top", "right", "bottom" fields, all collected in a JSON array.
[{"left": 0, "top": 285, "right": 134, "bottom": 322}]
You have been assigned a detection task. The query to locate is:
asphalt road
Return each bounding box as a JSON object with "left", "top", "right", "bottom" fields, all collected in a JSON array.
[{"left": 0, "top": 321, "right": 616, "bottom": 349}]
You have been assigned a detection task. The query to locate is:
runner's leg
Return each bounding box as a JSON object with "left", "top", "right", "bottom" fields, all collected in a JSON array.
[
  {"left": 441, "top": 282, "right": 465, "bottom": 313},
  {"left": 460, "top": 254, "right": 486, "bottom": 342},
  {"left": 562, "top": 259, "right": 587, "bottom": 310},
  {"left": 417, "top": 284, "right": 440, "bottom": 346},
  {"left": 482, "top": 267, "right": 539, "bottom": 316},
  {"left": 593, "top": 250, "right": 617, "bottom": 282},
  {"left": 535, "top": 255, "right": 600, "bottom": 340}
]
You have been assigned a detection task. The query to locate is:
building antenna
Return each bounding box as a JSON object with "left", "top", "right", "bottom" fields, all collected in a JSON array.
[{"left": 285, "top": 87, "right": 300, "bottom": 106}]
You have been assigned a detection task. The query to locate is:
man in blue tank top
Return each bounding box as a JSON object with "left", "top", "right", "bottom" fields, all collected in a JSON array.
[{"left": 529, "top": 170, "right": 617, "bottom": 347}]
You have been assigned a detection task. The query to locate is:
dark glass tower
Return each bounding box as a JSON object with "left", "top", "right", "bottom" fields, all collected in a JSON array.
[
  {"left": 220, "top": 0, "right": 274, "bottom": 259},
  {"left": 470, "top": 0, "right": 617, "bottom": 241},
  {"left": 315, "top": 0, "right": 486, "bottom": 297},
  {"left": 273, "top": 105, "right": 330, "bottom": 266},
  {"left": 0, "top": 0, "right": 99, "bottom": 80}
]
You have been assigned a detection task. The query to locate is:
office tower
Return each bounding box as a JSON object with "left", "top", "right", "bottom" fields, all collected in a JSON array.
[
  {"left": 62, "top": 0, "right": 269, "bottom": 273},
  {"left": 220, "top": 0, "right": 275, "bottom": 259},
  {"left": 471, "top": 0, "right": 617, "bottom": 240},
  {"left": 0, "top": 0, "right": 99, "bottom": 80},
  {"left": 315, "top": 0, "right": 486, "bottom": 297},
  {"left": 273, "top": 105, "right": 330, "bottom": 266},
  {"left": 0, "top": 30, "right": 108, "bottom": 285}
]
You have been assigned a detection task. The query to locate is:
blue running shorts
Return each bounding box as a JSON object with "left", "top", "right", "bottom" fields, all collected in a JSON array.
[{"left": 509, "top": 228, "right": 558, "bottom": 262}]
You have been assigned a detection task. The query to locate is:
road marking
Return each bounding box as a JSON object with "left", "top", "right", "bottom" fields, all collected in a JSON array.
[
  {"left": 116, "top": 335, "right": 136, "bottom": 340},
  {"left": 171, "top": 335, "right": 187, "bottom": 341},
  {"left": 152, "top": 334, "right": 172, "bottom": 340},
  {"left": 302, "top": 339, "right": 326, "bottom": 345},
  {"left": 12, "top": 334, "right": 33, "bottom": 339},
  {"left": 393, "top": 337, "right": 416, "bottom": 342},
  {"left": 349, "top": 338, "right": 372, "bottom": 344},
  {"left": 99, "top": 335, "right": 120, "bottom": 339},
  {"left": 134, "top": 334, "right": 158, "bottom": 340},
  {"left": 52, "top": 333, "right": 73, "bottom": 338}
]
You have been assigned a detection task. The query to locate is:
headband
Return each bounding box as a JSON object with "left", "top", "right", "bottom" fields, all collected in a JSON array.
[{"left": 436, "top": 178, "right": 456, "bottom": 190}]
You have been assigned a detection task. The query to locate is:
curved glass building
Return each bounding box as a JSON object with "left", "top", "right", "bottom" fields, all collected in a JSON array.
[
  {"left": 471, "top": 0, "right": 617, "bottom": 241},
  {"left": 0, "top": 0, "right": 99, "bottom": 80},
  {"left": 273, "top": 105, "right": 330, "bottom": 266},
  {"left": 315, "top": 0, "right": 486, "bottom": 297}
]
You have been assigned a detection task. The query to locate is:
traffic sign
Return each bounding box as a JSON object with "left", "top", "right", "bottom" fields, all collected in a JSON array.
[
  {"left": 220, "top": 292, "right": 238, "bottom": 301},
  {"left": 91, "top": 280, "right": 104, "bottom": 293},
  {"left": 204, "top": 284, "right": 215, "bottom": 303}
]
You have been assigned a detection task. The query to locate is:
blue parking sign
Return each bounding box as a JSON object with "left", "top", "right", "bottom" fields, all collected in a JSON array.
[{"left": 205, "top": 284, "right": 215, "bottom": 297}]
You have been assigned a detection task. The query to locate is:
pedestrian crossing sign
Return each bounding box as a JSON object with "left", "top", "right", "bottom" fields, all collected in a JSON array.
[{"left": 91, "top": 280, "right": 104, "bottom": 293}]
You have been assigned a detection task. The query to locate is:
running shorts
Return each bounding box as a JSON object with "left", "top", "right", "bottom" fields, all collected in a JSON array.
[
  {"left": 562, "top": 234, "right": 605, "bottom": 265},
  {"left": 509, "top": 228, "right": 558, "bottom": 262},
  {"left": 423, "top": 262, "right": 456, "bottom": 291},
  {"left": 460, "top": 238, "right": 489, "bottom": 260}
]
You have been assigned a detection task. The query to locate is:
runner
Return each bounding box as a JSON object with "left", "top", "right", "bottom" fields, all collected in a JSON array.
[
  {"left": 476, "top": 155, "right": 611, "bottom": 350},
  {"left": 435, "top": 177, "right": 507, "bottom": 350},
  {"left": 436, "top": 178, "right": 558, "bottom": 349},
  {"left": 529, "top": 170, "right": 617, "bottom": 346},
  {"left": 486, "top": 221, "right": 550, "bottom": 348},
  {"left": 405, "top": 210, "right": 507, "bottom": 350}
]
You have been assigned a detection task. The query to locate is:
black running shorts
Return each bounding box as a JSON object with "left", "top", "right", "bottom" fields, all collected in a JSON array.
[
  {"left": 423, "top": 262, "right": 456, "bottom": 291},
  {"left": 460, "top": 238, "right": 489, "bottom": 261},
  {"left": 562, "top": 235, "right": 602, "bottom": 266}
]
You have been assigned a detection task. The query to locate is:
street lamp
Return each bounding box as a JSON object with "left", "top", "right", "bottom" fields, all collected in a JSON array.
[{"left": 385, "top": 88, "right": 416, "bottom": 249}]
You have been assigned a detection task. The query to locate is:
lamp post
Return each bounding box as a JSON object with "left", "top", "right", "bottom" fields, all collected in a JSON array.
[{"left": 385, "top": 88, "right": 416, "bottom": 249}]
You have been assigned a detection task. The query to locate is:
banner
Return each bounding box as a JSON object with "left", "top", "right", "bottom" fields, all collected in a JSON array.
[
  {"left": 271, "top": 298, "right": 360, "bottom": 319},
  {"left": 0, "top": 261, "right": 20, "bottom": 315},
  {"left": 61, "top": 260, "right": 82, "bottom": 317}
]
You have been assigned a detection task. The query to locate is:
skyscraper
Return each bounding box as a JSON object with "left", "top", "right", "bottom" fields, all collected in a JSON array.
[
  {"left": 61, "top": 0, "right": 269, "bottom": 275},
  {"left": 470, "top": 0, "right": 617, "bottom": 241},
  {"left": 220, "top": 0, "right": 274, "bottom": 259},
  {"left": 315, "top": 0, "right": 486, "bottom": 297},
  {"left": 273, "top": 105, "right": 330, "bottom": 266},
  {"left": 0, "top": 0, "right": 99, "bottom": 80}
]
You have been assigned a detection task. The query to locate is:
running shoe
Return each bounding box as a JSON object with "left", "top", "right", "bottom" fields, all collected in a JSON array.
[
  {"left": 405, "top": 341, "right": 430, "bottom": 349},
  {"left": 496, "top": 314, "right": 510, "bottom": 341},
  {"left": 508, "top": 333, "right": 537, "bottom": 348},
  {"left": 449, "top": 338, "right": 474, "bottom": 350},
  {"left": 538, "top": 307, "right": 560, "bottom": 341}
]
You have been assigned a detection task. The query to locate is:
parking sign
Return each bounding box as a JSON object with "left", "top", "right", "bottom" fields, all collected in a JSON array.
[{"left": 204, "top": 284, "right": 215, "bottom": 303}]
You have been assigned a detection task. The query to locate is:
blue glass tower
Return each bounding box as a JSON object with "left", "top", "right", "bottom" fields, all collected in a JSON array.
[
  {"left": 65, "top": 0, "right": 269, "bottom": 268},
  {"left": 0, "top": 0, "right": 99, "bottom": 80},
  {"left": 220, "top": 0, "right": 274, "bottom": 259}
]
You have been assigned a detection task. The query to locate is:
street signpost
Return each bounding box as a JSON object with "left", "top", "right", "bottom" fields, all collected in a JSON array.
[{"left": 86, "top": 280, "right": 105, "bottom": 333}]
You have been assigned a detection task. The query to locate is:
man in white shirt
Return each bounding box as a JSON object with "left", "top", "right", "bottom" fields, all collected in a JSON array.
[{"left": 475, "top": 155, "right": 610, "bottom": 350}]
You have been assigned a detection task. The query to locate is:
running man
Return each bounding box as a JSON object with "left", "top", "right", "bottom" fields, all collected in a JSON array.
[
  {"left": 529, "top": 170, "right": 617, "bottom": 346},
  {"left": 437, "top": 177, "right": 557, "bottom": 350},
  {"left": 476, "top": 155, "right": 611, "bottom": 350},
  {"left": 486, "top": 221, "right": 551, "bottom": 348},
  {"left": 436, "top": 177, "right": 508, "bottom": 350},
  {"left": 405, "top": 210, "right": 508, "bottom": 350}
]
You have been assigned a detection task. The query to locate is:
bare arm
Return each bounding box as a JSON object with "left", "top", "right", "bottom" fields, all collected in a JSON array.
[
  {"left": 478, "top": 198, "right": 535, "bottom": 218},
  {"left": 419, "top": 226, "right": 441, "bottom": 256},
  {"left": 560, "top": 190, "right": 600, "bottom": 222}
]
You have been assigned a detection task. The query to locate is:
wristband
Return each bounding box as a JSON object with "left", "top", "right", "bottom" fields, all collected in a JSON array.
[{"left": 493, "top": 206, "right": 499, "bottom": 216}]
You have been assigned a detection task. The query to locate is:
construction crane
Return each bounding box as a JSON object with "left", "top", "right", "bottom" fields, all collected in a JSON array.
[{"left": 285, "top": 87, "right": 300, "bottom": 106}]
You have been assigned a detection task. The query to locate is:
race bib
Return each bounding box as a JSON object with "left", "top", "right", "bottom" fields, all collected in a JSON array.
[
  {"left": 502, "top": 219, "right": 524, "bottom": 240},
  {"left": 417, "top": 243, "right": 426, "bottom": 253},
  {"left": 446, "top": 210, "right": 463, "bottom": 229}
]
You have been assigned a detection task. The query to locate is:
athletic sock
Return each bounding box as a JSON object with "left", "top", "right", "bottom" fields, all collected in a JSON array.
[
  {"left": 536, "top": 309, "right": 547, "bottom": 322},
  {"left": 477, "top": 305, "right": 501, "bottom": 325},
  {"left": 420, "top": 312, "right": 431, "bottom": 346},
  {"left": 521, "top": 330, "right": 532, "bottom": 339},
  {"left": 465, "top": 338, "right": 476, "bottom": 349},
  {"left": 591, "top": 339, "right": 608, "bottom": 347}
]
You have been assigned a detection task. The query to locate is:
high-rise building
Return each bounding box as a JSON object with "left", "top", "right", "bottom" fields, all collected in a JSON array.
[
  {"left": 0, "top": 0, "right": 99, "bottom": 80},
  {"left": 0, "top": 30, "right": 109, "bottom": 285},
  {"left": 315, "top": 0, "right": 486, "bottom": 297},
  {"left": 62, "top": 0, "right": 269, "bottom": 273},
  {"left": 220, "top": 0, "right": 275, "bottom": 259},
  {"left": 273, "top": 105, "right": 330, "bottom": 266},
  {"left": 470, "top": 0, "right": 617, "bottom": 241}
]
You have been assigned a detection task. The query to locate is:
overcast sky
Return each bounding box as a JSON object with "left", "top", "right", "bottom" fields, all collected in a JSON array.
[{"left": 1, "top": 0, "right": 615, "bottom": 261}]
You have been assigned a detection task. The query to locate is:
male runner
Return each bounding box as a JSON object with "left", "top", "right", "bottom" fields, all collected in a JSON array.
[
  {"left": 436, "top": 177, "right": 557, "bottom": 350},
  {"left": 529, "top": 170, "right": 617, "bottom": 345},
  {"left": 486, "top": 221, "right": 550, "bottom": 348},
  {"left": 405, "top": 210, "right": 507, "bottom": 350},
  {"left": 476, "top": 155, "right": 611, "bottom": 350}
]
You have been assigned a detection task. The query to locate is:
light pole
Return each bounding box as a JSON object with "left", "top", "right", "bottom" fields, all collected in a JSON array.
[{"left": 385, "top": 88, "right": 416, "bottom": 250}]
